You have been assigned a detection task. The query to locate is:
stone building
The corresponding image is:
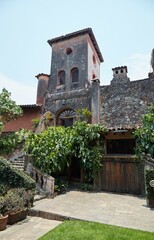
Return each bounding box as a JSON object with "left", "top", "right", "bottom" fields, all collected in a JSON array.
[
  {"left": 38, "top": 28, "right": 103, "bottom": 126},
  {"left": 4, "top": 28, "right": 154, "bottom": 194},
  {"left": 35, "top": 28, "right": 154, "bottom": 194}
]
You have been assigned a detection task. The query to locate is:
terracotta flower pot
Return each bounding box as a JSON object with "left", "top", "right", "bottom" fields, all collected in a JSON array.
[
  {"left": 8, "top": 209, "right": 27, "bottom": 225},
  {"left": 149, "top": 198, "right": 154, "bottom": 208},
  {"left": 0, "top": 215, "right": 8, "bottom": 231}
]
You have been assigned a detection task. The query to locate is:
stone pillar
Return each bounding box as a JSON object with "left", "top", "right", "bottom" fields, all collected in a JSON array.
[{"left": 91, "top": 79, "right": 100, "bottom": 124}]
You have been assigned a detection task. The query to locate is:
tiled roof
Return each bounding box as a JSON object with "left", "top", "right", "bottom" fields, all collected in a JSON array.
[
  {"left": 35, "top": 73, "right": 50, "bottom": 78},
  {"left": 107, "top": 124, "right": 141, "bottom": 131},
  {"left": 48, "top": 28, "right": 104, "bottom": 62},
  {"left": 19, "top": 104, "right": 42, "bottom": 108}
]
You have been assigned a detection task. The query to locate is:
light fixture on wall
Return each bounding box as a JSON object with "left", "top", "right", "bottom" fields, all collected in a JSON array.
[{"left": 62, "top": 99, "right": 66, "bottom": 105}]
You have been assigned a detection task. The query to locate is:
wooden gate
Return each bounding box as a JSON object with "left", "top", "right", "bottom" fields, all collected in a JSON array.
[{"left": 100, "top": 156, "right": 141, "bottom": 194}]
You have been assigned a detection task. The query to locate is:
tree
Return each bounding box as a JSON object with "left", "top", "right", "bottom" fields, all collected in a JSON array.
[
  {"left": 134, "top": 104, "right": 154, "bottom": 158},
  {"left": 0, "top": 88, "right": 23, "bottom": 132}
]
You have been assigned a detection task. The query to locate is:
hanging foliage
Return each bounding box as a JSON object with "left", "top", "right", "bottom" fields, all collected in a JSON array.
[
  {"left": 134, "top": 104, "right": 154, "bottom": 158},
  {"left": 24, "top": 122, "right": 107, "bottom": 182}
]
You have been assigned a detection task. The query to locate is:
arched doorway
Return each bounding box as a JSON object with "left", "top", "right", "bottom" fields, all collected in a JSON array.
[{"left": 56, "top": 108, "right": 81, "bottom": 181}]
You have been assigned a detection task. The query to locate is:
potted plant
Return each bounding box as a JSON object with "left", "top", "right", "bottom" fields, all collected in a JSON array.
[
  {"left": 146, "top": 170, "right": 154, "bottom": 208},
  {"left": 4, "top": 188, "right": 26, "bottom": 225},
  {"left": 0, "top": 197, "right": 8, "bottom": 231}
]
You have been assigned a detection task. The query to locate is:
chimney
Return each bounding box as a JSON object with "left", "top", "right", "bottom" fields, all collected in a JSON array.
[
  {"left": 111, "top": 66, "right": 130, "bottom": 85},
  {"left": 35, "top": 73, "right": 50, "bottom": 105}
]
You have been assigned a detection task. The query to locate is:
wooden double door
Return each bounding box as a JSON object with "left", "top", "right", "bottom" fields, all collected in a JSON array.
[{"left": 100, "top": 156, "right": 141, "bottom": 194}]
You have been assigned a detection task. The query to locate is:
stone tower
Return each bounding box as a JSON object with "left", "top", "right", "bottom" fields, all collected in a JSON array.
[{"left": 45, "top": 28, "right": 103, "bottom": 126}]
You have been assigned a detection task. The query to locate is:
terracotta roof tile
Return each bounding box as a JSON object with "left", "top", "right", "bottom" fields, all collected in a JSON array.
[
  {"left": 35, "top": 73, "right": 50, "bottom": 79},
  {"left": 19, "top": 104, "right": 42, "bottom": 108}
]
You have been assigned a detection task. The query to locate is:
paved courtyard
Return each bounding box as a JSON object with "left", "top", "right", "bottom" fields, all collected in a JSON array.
[
  {"left": 0, "top": 190, "right": 154, "bottom": 239},
  {"left": 32, "top": 190, "right": 154, "bottom": 232}
]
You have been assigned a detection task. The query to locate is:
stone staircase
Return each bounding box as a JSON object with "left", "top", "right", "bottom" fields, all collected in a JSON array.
[
  {"left": 9, "top": 154, "right": 25, "bottom": 171},
  {"left": 8, "top": 152, "right": 55, "bottom": 198}
]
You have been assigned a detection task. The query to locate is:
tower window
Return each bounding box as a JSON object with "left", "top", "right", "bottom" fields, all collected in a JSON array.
[
  {"left": 58, "top": 70, "right": 65, "bottom": 85},
  {"left": 93, "top": 55, "right": 96, "bottom": 64},
  {"left": 71, "top": 68, "right": 79, "bottom": 83},
  {"left": 66, "top": 47, "right": 73, "bottom": 55},
  {"left": 92, "top": 73, "right": 96, "bottom": 79},
  {"left": 116, "top": 70, "right": 119, "bottom": 74},
  {"left": 121, "top": 69, "right": 123, "bottom": 73}
]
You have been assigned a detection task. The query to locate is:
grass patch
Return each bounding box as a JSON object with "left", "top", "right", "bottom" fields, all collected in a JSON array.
[{"left": 38, "top": 220, "right": 154, "bottom": 240}]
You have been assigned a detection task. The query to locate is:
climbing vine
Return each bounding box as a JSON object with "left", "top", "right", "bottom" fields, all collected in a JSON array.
[
  {"left": 0, "top": 129, "right": 30, "bottom": 156},
  {"left": 24, "top": 122, "right": 107, "bottom": 182},
  {"left": 134, "top": 104, "right": 154, "bottom": 158}
]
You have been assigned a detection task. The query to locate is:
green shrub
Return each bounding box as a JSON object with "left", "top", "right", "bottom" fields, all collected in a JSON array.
[
  {"left": 80, "top": 183, "right": 93, "bottom": 191},
  {"left": 134, "top": 104, "right": 154, "bottom": 158},
  {"left": 24, "top": 122, "right": 106, "bottom": 183},
  {"left": 145, "top": 170, "right": 154, "bottom": 199},
  {"left": 54, "top": 179, "right": 69, "bottom": 194},
  {"left": 0, "top": 157, "right": 35, "bottom": 190},
  {"left": 0, "top": 183, "right": 10, "bottom": 196},
  {"left": 0, "top": 132, "right": 19, "bottom": 155}
]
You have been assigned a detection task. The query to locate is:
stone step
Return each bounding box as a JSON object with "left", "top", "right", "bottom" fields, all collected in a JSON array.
[
  {"left": 11, "top": 161, "right": 24, "bottom": 165},
  {"left": 28, "top": 209, "right": 73, "bottom": 222},
  {"left": 12, "top": 166, "right": 24, "bottom": 171},
  {"left": 11, "top": 159, "right": 25, "bottom": 171}
]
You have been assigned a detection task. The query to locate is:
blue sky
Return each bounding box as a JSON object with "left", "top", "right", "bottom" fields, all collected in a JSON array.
[{"left": 0, "top": 0, "right": 153, "bottom": 104}]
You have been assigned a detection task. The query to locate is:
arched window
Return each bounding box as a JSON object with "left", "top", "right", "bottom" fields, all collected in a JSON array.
[
  {"left": 71, "top": 68, "right": 79, "bottom": 83},
  {"left": 57, "top": 109, "right": 76, "bottom": 127},
  {"left": 58, "top": 70, "right": 65, "bottom": 85}
]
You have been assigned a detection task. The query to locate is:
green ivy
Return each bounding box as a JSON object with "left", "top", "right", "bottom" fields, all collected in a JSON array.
[
  {"left": 24, "top": 126, "right": 73, "bottom": 174},
  {"left": 134, "top": 104, "right": 154, "bottom": 158},
  {"left": 24, "top": 122, "right": 107, "bottom": 183},
  {"left": 71, "top": 122, "right": 105, "bottom": 182},
  {"left": 0, "top": 129, "right": 30, "bottom": 156},
  {"left": 0, "top": 157, "right": 35, "bottom": 190}
]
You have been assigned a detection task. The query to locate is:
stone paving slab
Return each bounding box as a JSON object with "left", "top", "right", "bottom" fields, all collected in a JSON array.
[
  {"left": 0, "top": 216, "right": 61, "bottom": 240},
  {"left": 0, "top": 191, "right": 153, "bottom": 240},
  {"left": 32, "top": 191, "right": 154, "bottom": 232}
]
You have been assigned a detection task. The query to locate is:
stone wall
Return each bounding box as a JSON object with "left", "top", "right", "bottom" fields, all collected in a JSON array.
[
  {"left": 45, "top": 88, "right": 91, "bottom": 116},
  {"left": 100, "top": 77, "right": 154, "bottom": 129}
]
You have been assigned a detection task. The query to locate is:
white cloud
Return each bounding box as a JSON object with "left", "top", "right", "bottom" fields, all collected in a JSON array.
[
  {"left": 0, "top": 73, "right": 37, "bottom": 105},
  {"left": 127, "top": 53, "right": 151, "bottom": 81}
]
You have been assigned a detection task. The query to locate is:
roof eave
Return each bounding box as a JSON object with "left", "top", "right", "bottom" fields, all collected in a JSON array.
[{"left": 47, "top": 28, "right": 104, "bottom": 63}]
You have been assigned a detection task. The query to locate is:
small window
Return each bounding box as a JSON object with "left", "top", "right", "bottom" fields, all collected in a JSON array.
[
  {"left": 71, "top": 68, "right": 79, "bottom": 83},
  {"left": 92, "top": 73, "right": 96, "bottom": 79},
  {"left": 115, "top": 70, "right": 119, "bottom": 74},
  {"left": 66, "top": 47, "right": 73, "bottom": 55},
  {"left": 58, "top": 70, "right": 65, "bottom": 85},
  {"left": 121, "top": 69, "right": 123, "bottom": 73},
  {"left": 93, "top": 55, "right": 96, "bottom": 64},
  {"left": 106, "top": 139, "right": 136, "bottom": 155}
]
